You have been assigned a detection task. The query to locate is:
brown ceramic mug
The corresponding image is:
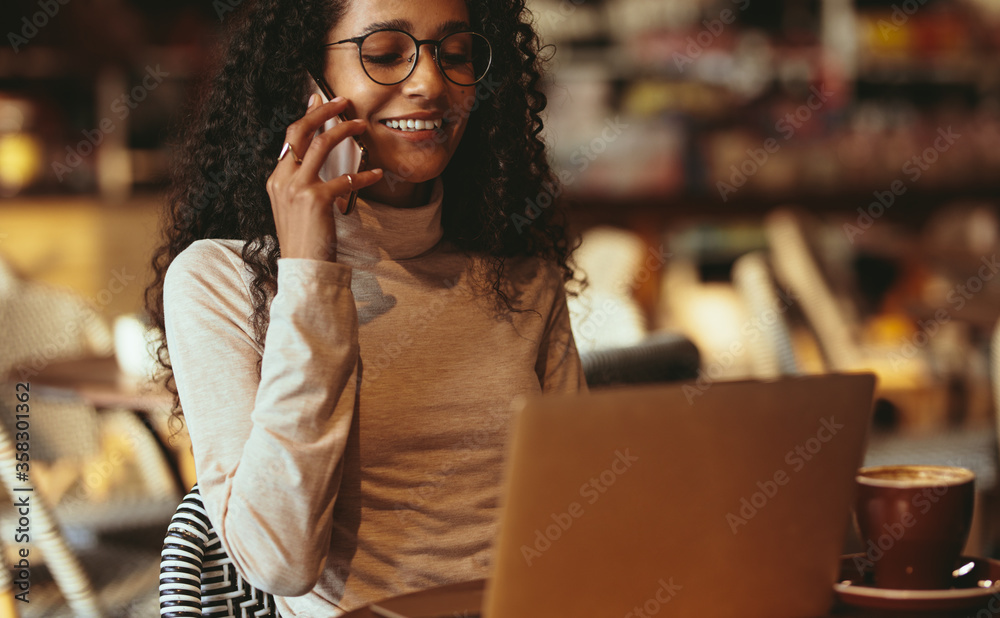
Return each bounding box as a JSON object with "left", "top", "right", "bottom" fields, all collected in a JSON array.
[{"left": 854, "top": 465, "right": 975, "bottom": 590}]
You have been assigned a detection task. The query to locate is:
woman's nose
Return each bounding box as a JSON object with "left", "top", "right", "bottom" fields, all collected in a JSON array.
[{"left": 403, "top": 43, "right": 447, "bottom": 97}]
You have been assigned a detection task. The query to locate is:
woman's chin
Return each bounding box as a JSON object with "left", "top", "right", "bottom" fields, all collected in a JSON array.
[
  {"left": 373, "top": 163, "right": 447, "bottom": 185},
  {"left": 360, "top": 164, "right": 447, "bottom": 206}
]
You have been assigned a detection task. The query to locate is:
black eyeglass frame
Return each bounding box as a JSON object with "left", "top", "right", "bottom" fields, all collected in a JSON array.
[{"left": 323, "top": 28, "right": 493, "bottom": 87}]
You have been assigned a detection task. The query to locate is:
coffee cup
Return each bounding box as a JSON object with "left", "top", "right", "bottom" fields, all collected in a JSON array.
[{"left": 854, "top": 465, "right": 975, "bottom": 590}]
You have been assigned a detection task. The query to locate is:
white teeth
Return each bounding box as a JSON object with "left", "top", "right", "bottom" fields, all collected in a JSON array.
[{"left": 382, "top": 118, "right": 443, "bottom": 131}]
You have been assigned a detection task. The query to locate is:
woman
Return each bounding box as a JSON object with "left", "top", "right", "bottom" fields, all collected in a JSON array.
[{"left": 146, "top": 0, "right": 587, "bottom": 614}]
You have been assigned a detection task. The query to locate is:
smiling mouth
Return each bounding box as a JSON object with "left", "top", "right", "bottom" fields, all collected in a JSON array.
[{"left": 379, "top": 118, "right": 444, "bottom": 132}]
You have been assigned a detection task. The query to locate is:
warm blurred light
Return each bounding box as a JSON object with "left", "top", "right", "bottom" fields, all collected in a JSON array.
[
  {"left": 672, "top": 283, "right": 753, "bottom": 380},
  {"left": 568, "top": 226, "right": 649, "bottom": 352},
  {"left": 683, "top": 285, "right": 748, "bottom": 351},
  {"left": 0, "top": 132, "right": 43, "bottom": 197},
  {"left": 0, "top": 96, "right": 43, "bottom": 196}
]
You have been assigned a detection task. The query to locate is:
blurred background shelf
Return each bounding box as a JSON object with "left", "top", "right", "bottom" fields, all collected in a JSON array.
[
  {"left": 1, "top": 0, "right": 997, "bottom": 211},
  {"left": 3, "top": 0, "right": 1000, "bottom": 422}
]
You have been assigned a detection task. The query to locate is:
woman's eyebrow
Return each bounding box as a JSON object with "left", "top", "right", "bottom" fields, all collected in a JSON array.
[
  {"left": 435, "top": 20, "right": 471, "bottom": 36},
  {"left": 357, "top": 18, "right": 472, "bottom": 37},
  {"left": 359, "top": 18, "right": 413, "bottom": 36}
]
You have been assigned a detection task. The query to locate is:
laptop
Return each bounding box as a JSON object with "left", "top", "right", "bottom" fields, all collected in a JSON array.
[{"left": 371, "top": 372, "right": 877, "bottom": 618}]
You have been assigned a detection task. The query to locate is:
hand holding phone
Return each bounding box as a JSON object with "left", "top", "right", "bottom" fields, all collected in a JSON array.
[
  {"left": 308, "top": 70, "right": 369, "bottom": 215},
  {"left": 265, "top": 76, "right": 381, "bottom": 261}
]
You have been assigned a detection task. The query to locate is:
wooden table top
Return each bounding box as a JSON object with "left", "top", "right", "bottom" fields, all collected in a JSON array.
[
  {"left": 341, "top": 580, "right": 485, "bottom": 618},
  {"left": 8, "top": 355, "right": 173, "bottom": 413},
  {"left": 336, "top": 578, "right": 938, "bottom": 617}
]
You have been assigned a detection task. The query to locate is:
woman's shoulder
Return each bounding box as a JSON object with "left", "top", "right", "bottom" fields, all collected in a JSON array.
[
  {"left": 172, "top": 237, "right": 248, "bottom": 264},
  {"left": 162, "top": 239, "right": 264, "bottom": 351},
  {"left": 503, "top": 254, "right": 565, "bottom": 291},
  {"left": 165, "top": 238, "right": 255, "bottom": 300},
  {"left": 473, "top": 254, "right": 569, "bottom": 315}
]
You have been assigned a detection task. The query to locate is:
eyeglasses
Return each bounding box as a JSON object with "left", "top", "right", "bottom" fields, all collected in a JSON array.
[{"left": 324, "top": 29, "right": 492, "bottom": 87}]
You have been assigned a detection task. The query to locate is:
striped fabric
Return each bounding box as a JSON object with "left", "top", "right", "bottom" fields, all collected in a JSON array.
[{"left": 160, "top": 485, "right": 277, "bottom": 617}]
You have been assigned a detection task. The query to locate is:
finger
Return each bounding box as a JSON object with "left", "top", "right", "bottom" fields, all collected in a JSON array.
[
  {"left": 267, "top": 97, "right": 336, "bottom": 198},
  {"left": 268, "top": 142, "right": 305, "bottom": 193},
  {"left": 298, "top": 118, "right": 369, "bottom": 179},
  {"left": 282, "top": 96, "right": 350, "bottom": 158},
  {"left": 323, "top": 168, "right": 385, "bottom": 213},
  {"left": 273, "top": 96, "right": 349, "bottom": 176},
  {"left": 275, "top": 141, "right": 307, "bottom": 173}
]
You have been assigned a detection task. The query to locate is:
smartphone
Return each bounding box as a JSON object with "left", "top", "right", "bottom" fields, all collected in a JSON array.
[{"left": 307, "top": 68, "right": 368, "bottom": 215}]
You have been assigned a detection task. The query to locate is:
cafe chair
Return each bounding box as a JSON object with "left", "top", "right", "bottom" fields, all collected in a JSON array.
[
  {"left": 0, "top": 270, "right": 179, "bottom": 499},
  {"left": 0, "top": 538, "right": 20, "bottom": 617},
  {"left": 731, "top": 250, "right": 799, "bottom": 378},
  {"left": 0, "top": 424, "right": 101, "bottom": 615},
  {"left": 1, "top": 266, "right": 180, "bottom": 612},
  {"left": 765, "top": 209, "right": 865, "bottom": 372},
  {"left": 160, "top": 484, "right": 278, "bottom": 617},
  {"left": 581, "top": 331, "right": 699, "bottom": 387}
]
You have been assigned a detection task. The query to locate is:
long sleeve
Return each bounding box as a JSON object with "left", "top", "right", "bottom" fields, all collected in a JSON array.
[
  {"left": 536, "top": 284, "right": 589, "bottom": 394},
  {"left": 163, "top": 240, "right": 360, "bottom": 596}
]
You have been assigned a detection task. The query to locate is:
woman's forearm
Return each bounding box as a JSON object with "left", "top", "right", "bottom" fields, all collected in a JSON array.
[{"left": 164, "top": 241, "right": 359, "bottom": 596}]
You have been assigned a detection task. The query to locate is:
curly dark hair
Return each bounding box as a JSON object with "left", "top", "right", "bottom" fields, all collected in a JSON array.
[{"left": 145, "top": 0, "right": 582, "bottom": 426}]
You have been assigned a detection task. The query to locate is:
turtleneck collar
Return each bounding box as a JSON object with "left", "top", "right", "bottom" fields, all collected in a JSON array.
[{"left": 333, "top": 178, "right": 445, "bottom": 262}]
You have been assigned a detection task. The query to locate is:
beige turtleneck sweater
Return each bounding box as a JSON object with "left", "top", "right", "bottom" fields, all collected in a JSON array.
[{"left": 163, "top": 178, "right": 588, "bottom": 617}]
